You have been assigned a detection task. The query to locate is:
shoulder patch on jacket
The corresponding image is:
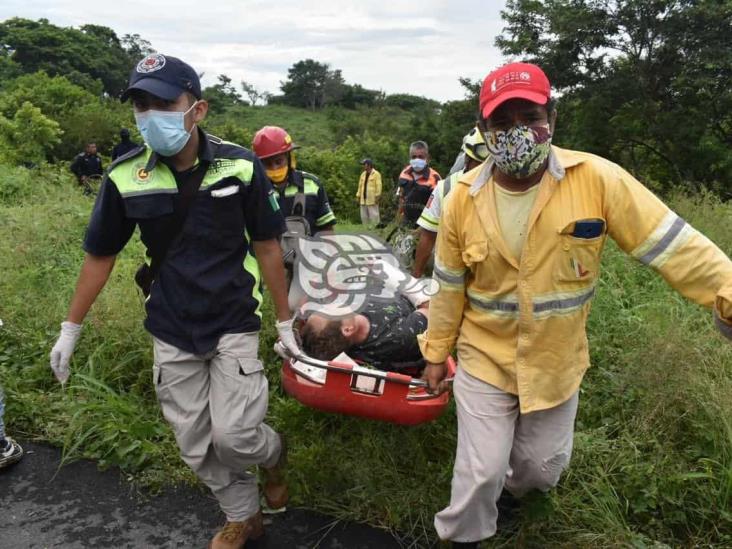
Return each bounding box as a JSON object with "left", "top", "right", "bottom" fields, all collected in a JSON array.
[
  {"left": 214, "top": 140, "right": 256, "bottom": 162},
  {"left": 300, "top": 170, "right": 323, "bottom": 186}
]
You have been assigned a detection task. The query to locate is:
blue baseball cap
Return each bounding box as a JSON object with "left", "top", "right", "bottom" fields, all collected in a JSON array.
[{"left": 121, "top": 54, "right": 201, "bottom": 102}]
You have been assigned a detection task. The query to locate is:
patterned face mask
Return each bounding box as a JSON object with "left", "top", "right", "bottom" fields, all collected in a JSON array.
[{"left": 484, "top": 124, "right": 552, "bottom": 179}]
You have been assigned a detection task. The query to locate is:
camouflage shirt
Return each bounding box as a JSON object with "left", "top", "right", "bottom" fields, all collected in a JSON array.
[{"left": 350, "top": 296, "right": 427, "bottom": 371}]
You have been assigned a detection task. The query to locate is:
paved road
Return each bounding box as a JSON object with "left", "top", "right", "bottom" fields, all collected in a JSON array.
[{"left": 0, "top": 441, "right": 406, "bottom": 549}]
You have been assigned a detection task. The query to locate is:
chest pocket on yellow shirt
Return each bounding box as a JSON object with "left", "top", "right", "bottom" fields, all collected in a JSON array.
[
  {"left": 554, "top": 219, "right": 606, "bottom": 283},
  {"left": 462, "top": 239, "right": 488, "bottom": 267},
  {"left": 461, "top": 238, "right": 501, "bottom": 292}
]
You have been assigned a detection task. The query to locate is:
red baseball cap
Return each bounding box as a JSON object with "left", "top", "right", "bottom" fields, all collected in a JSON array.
[{"left": 479, "top": 62, "right": 551, "bottom": 120}]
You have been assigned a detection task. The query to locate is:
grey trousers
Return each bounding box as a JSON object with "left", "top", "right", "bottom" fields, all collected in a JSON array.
[
  {"left": 153, "top": 332, "right": 281, "bottom": 522},
  {"left": 435, "top": 367, "right": 579, "bottom": 542}
]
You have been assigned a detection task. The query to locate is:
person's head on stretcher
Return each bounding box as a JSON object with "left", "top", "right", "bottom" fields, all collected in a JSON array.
[{"left": 299, "top": 295, "right": 429, "bottom": 373}]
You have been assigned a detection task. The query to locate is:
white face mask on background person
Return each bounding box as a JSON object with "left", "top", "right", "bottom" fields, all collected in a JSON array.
[
  {"left": 134, "top": 101, "right": 198, "bottom": 157},
  {"left": 410, "top": 158, "right": 427, "bottom": 172}
]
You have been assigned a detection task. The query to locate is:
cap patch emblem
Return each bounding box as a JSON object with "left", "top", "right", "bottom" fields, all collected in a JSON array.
[{"left": 137, "top": 54, "right": 166, "bottom": 74}]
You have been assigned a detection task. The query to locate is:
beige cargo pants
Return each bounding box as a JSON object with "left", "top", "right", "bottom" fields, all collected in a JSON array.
[
  {"left": 436, "top": 367, "right": 579, "bottom": 542},
  {"left": 359, "top": 204, "right": 380, "bottom": 226},
  {"left": 152, "top": 332, "right": 281, "bottom": 522}
]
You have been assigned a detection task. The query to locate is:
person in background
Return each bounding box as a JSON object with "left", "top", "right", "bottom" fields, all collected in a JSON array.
[
  {"left": 356, "top": 158, "right": 382, "bottom": 227},
  {"left": 252, "top": 126, "right": 336, "bottom": 236},
  {"left": 413, "top": 127, "right": 490, "bottom": 277},
  {"left": 70, "top": 142, "right": 103, "bottom": 188},
  {"left": 253, "top": 126, "right": 337, "bottom": 313},
  {"left": 111, "top": 128, "right": 140, "bottom": 160},
  {"left": 397, "top": 141, "right": 441, "bottom": 227}
]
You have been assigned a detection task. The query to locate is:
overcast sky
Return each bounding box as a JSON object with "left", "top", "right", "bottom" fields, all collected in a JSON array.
[{"left": 1, "top": 1, "right": 510, "bottom": 102}]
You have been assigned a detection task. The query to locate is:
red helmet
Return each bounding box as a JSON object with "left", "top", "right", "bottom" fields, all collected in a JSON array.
[{"left": 252, "top": 126, "right": 297, "bottom": 159}]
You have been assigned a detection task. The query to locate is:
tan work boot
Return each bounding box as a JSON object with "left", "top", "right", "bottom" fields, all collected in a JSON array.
[
  {"left": 208, "top": 512, "right": 263, "bottom": 549},
  {"left": 262, "top": 433, "right": 288, "bottom": 510}
]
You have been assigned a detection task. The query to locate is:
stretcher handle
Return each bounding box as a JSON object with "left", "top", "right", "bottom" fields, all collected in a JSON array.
[{"left": 277, "top": 344, "right": 429, "bottom": 388}]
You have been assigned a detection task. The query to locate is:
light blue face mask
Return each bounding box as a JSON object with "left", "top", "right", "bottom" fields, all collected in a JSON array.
[
  {"left": 134, "top": 101, "right": 198, "bottom": 157},
  {"left": 410, "top": 158, "right": 427, "bottom": 172}
]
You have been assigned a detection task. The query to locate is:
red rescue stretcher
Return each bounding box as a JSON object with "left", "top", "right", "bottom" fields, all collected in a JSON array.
[{"left": 280, "top": 351, "right": 456, "bottom": 426}]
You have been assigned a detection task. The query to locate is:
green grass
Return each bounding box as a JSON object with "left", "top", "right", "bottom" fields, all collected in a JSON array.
[
  {"left": 1, "top": 164, "right": 731, "bottom": 546},
  {"left": 208, "top": 104, "right": 336, "bottom": 149},
  {"left": 206, "top": 103, "right": 418, "bottom": 152}
]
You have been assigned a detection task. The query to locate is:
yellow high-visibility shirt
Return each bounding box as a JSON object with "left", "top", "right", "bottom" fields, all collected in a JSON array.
[{"left": 418, "top": 146, "right": 732, "bottom": 413}]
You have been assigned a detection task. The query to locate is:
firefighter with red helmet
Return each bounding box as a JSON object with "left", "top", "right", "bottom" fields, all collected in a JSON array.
[{"left": 252, "top": 126, "right": 336, "bottom": 236}]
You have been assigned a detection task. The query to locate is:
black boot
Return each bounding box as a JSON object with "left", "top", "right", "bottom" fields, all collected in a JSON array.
[{"left": 496, "top": 489, "right": 521, "bottom": 531}]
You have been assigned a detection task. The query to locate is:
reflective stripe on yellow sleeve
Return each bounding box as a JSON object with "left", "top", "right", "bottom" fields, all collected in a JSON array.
[
  {"left": 631, "top": 211, "right": 695, "bottom": 268},
  {"left": 433, "top": 259, "right": 466, "bottom": 290}
]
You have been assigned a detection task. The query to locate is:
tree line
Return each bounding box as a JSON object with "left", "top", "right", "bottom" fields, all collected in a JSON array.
[
  {"left": 1, "top": 2, "right": 731, "bottom": 198},
  {"left": 498, "top": 0, "right": 732, "bottom": 195}
]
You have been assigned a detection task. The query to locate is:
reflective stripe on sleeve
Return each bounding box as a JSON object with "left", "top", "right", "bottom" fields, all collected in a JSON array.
[
  {"left": 417, "top": 212, "right": 439, "bottom": 232},
  {"left": 316, "top": 212, "right": 336, "bottom": 226},
  {"left": 433, "top": 259, "right": 466, "bottom": 289},
  {"left": 632, "top": 212, "right": 695, "bottom": 269}
]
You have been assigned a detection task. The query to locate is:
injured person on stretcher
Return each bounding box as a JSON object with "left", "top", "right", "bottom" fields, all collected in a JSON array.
[
  {"left": 300, "top": 294, "right": 429, "bottom": 374},
  {"left": 284, "top": 233, "right": 436, "bottom": 374}
]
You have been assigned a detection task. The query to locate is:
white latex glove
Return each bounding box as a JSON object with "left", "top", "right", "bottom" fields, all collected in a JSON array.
[
  {"left": 275, "top": 318, "right": 300, "bottom": 358},
  {"left": 49, "top": 321, "right": 82, "bottom": 385},
  {"left": 273, "top": 341, "right": 290, "bottom": 360}
]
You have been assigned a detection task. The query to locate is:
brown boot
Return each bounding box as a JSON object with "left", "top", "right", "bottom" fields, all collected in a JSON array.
[
  {"left": 208, "top": 512, "right": 263, "bottom": 549},
  {"left": 262, "top": 433, "right": 289, "bottom": 510}
]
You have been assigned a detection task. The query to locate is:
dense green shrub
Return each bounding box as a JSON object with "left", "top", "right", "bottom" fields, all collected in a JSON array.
[
  {"left": 0, "top": 102, "right": 61, "bottom": 165},
  {"left": 0, "top": 71, "right": 137, "bottom": 161},
  {"left": 297, "top": 134, "right": 408, "bottom": 224}
]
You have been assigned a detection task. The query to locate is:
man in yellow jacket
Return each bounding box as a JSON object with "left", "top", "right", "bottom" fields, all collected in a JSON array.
[
  {"left": 419, "top": 62, "right": 732, "bottom": 548},
  {"left": 356, "top": 158, "right": 382, "bottom": 226}
]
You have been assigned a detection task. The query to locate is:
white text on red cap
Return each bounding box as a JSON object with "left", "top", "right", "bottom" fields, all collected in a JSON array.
[{"left": 490, "top": 71, "right": 533, "bottom": 93}]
